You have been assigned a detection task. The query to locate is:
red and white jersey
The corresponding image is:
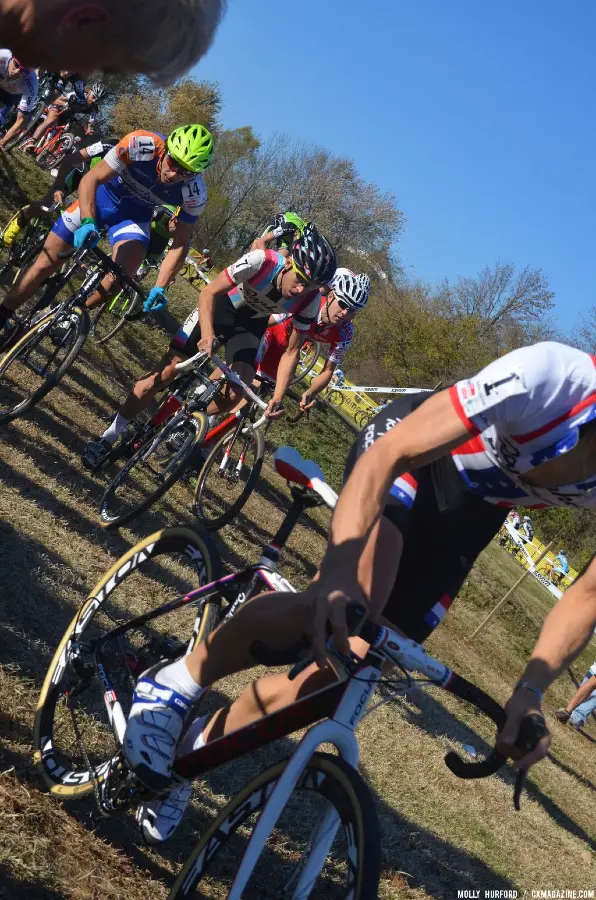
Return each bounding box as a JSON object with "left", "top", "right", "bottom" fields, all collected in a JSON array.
[
  {"left": 449, "top": 342, "right": 596, "bottom": 509},
  {"left": 0, "top": 50, "right": 38, "bottom": 112},
  {"left": 256, "top": 297, "right": 354, "bottom": 380}
]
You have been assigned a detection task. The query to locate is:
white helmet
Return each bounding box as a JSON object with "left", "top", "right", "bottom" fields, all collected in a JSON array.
[{"left": 330, "top": 270, "right": 369, "bottom": 312}]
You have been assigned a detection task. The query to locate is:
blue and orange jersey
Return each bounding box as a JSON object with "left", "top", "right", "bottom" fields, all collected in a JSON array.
[{"left": 103, "top": 130, "right": 207, "bottom": 224}]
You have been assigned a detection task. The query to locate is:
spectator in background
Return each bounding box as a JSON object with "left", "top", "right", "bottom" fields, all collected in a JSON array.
[{"left": 555, "top": 661, "right": 596, "bottom": 729}]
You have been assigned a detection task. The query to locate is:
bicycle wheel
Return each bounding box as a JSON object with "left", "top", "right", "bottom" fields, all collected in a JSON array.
[
  {"left": 34, "top": 526, "right": 220, "bottom": 797},
  {"left": 100, "top": 411, "right": 209, "bottom": 529},
  {"left": 91, "top": 287, "right": 142, "bottom": 345},
  {"left": 291, "top": 339, "right": 322, "bottom": 385},
  {"left": 328, "top": 389, "right": 344, "bottom": 407},
  {"left": 0, "top": 305, "right": 89, "bottom": 424},
  {"left": 36, "top": 132, "right": 75, "bottom": 170},
  {"left": 3, "top": 101, "right": 45, "bottom": 150},
  {"left": 169, "top": 752, "right": 380, "bottom": 899},
  {"left": 193, "top": 425, "right": 265, "bottom": 530}
]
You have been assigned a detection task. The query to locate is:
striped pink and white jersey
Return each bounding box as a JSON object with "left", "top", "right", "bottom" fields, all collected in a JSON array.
[
  {"left": 224, "top": 249, "right": 320, "bottom": 327},
  {"left": 449, "top": 342, "right": 596, "bottom": 509}
]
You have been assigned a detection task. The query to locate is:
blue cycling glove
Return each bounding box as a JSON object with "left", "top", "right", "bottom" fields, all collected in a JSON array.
[
  {"left": 73, "top": 220, "right": 100, "bottom": 249},
  {"left": 143, "top": 286, "right": 168, "bottom": 314}
]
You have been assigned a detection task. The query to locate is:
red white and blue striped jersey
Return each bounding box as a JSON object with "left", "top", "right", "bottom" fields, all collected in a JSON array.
[
  {"left": 449, "top": 342, "right": 596, "bottom": 509},
  {"left": 224, "top": 249, "right": 320, "bottom": 327}
]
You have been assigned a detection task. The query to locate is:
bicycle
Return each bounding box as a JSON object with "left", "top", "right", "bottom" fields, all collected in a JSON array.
[
  {"left": 0, "top": 202, "right": 60, "bottom": 306},
  {"left": 177, "top": 255, "right": 212, "bottom": 289},
  {"left": 35, "top": 445, "right": 538, "bottom": 899},
  {"left": 0, "top": 244, "right": 147, "bottom": 424},
  {"left": 98, "top": 353, "right": 268, "bottom": 530},
  {"left": 35, "top": 126, "right": 79, "bottom": 170},
  {"left": 89, "top": 257, "right": 160, "bottom": 346},
  {"left": 3, "top": 71, "right": 58, "bottom": 151},
  {"left": 291, "top": 338, "right": 322, "bottom": 385}
]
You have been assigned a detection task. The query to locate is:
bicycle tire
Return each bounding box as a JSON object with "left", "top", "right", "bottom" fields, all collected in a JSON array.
[
  {"left": 328, "top": 389, "right": 344, "bottom": 407},
  {"left": 100, "top": 411, "right": 209, "bottom": 530},
  {"left": 34, "top": 526, "right": 220, "bottom": 797},
  {"left": 291, "top": 339, "right": 322, "bottom": 385},
  {"left": 0, "top": 305, "right": 89, "bottom": 424},
  {"left": 169, "top": 752, "right": 381, "bottom": 900},
  {"left": 91, "top": 288, "right": 142, "bottom": 346},
  {"left": 4, "top": 100, "right": 45, "bottom": 150},
  {"left": 193, "top": 425, "right": 265, "bottom": 530}
]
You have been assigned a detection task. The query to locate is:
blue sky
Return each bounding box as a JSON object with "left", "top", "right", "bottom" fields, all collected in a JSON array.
[{"left": 193, "top": 0, "right": 596, "bottom": 328}]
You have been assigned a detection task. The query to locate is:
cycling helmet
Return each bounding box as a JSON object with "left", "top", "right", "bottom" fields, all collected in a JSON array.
[
  {"left": 559, "top": 550, "right": 566, "bottom": 555},
  {"left": 357, "top": 272, "right": 371, "bottom": 294},
  {"left": 202, "top": 247, "right": 210, "bottom": 254},
  {"left": 523, "top": 515, "right": 530, "bottom": 520},
  {"left": 291, "top": 223, "right": 337, "bottom": 286},
  {"left": 330, "top": 270, "right": 369, "bottom": 311},
  {"left": 167, "top": 124, "right": 214, "bottom": 173},
  {"left": 88, "top": 82, "right": 106, "bottom": 100}
]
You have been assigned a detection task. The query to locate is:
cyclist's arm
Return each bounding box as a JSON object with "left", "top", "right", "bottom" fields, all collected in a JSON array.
[
  {"left": 77, "top": 158, "right": 118, "bottom": 222},
  {"left": 52, "top": 147, "right": 88, "bottom": 192},
  {"left": 154, "top": 219, "right": 193, "bottom": 289},
  {"left": 303, "top": 358, "right": 335, "bottom": 404},
  {"left": 0, "top": 109, "right": 28, "bottom": 146},
  {"left": 272, "top": 326, "right": 306, "bottom": 406},
  {"left": 319, "top": 389, "right": 470, "bottom": 580},
  {"left": 198, "top": 269, "right": 239, "bottom": 346}
]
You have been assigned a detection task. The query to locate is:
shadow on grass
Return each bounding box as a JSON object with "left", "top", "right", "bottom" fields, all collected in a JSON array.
[
  {"left": 0, "top": 687, "right": 521, "bottom": 900},
  {"left": 0, "top": 863, "right": 66, "bottom": 900},
  {"left": 390, "top": 681, "right": 596, "bottom": 853}
]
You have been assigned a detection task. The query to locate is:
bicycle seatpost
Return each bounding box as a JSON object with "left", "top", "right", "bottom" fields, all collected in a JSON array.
[{"left": 262, "top": 487, "right": 322, "bottom": 565}]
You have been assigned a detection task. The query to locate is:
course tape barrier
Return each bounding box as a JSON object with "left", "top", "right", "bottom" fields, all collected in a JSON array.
[{"left": 500, "top": 521, "right": 578, "bottom": 599}]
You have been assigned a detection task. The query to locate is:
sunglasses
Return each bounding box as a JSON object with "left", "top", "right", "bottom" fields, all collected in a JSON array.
[
  {"left": 167, "top": 154, "right": 194, "bottom": 180},
  {"left": 9, "top": 58, "right": 24, "bottom": 75},
  {"left": 290, "top": 258, "right": 313, "bottom": 286}
]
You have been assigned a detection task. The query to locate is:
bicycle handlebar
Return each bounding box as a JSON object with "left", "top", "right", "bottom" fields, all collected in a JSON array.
[
  {"left": 56, "top": 244, "right": 148, "bottom": 299},
  {"left": 252, "top": 606, "right": 541, "bottom": 808}
]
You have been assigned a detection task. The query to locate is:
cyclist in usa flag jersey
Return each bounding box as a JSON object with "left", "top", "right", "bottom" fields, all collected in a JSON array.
[{"left": 121, "top": 340, "right": 596, "bottom": 843}]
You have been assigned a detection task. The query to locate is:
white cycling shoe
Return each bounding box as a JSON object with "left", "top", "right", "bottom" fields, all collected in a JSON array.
[
  {"left": 137, "top": 782, "right": 193, "bottom": 845},
  {"left": 123, "top": 663, "right": 193, "bottom": 793}
]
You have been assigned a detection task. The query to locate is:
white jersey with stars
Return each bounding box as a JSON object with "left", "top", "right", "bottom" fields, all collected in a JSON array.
[{"left": 449, "top": 342, "right": 596, "bottom": 509}]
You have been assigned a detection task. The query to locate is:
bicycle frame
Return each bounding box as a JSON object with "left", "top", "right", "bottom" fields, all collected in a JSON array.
[{"left": 34, "top": 123, "right": 67, "bottom": 158}]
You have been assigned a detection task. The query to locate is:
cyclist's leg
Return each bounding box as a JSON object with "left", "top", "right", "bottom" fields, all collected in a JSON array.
[
  {"left": 84, "top": 221, "right": 149, "bottom": 309},
  {"left": 31, "top": 105, "right": 60, "bottom": 142},
  {"left": 0, "top": 228, "right": 70, "bottom": 316}
]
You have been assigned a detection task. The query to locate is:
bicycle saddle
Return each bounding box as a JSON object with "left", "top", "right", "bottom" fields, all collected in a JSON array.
[{"left": 273, "top": 446, "right": 338, "bottom": 509}]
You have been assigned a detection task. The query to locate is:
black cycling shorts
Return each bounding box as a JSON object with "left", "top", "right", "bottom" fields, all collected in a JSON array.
[
  {"left": 344, "top": 393, "right": 508, "bottom": 643},
  {"left": 170, "top": 294, "right": 269, "bottom": 369}
]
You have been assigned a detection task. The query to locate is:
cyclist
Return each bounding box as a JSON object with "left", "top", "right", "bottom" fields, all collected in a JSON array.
[
  {"left": 0, "top": 124, "right": 213, "bottom": 338},
  {"left": 2, "top": 137, "right": 119, "bottom": 246},
  {"left": 24, "top": 79, "right": 103, "bottom": 148},
  {"left": 82, "top": 224, "right": 337, "bottom": 469},
  {"left": 0, "top": 50, "right": 38, "bottom": 149},
  {"left": 255, "top": 270, "right": 370, "bottom": 411},
  {"left": 1, "top": 0, "right": 225, "bottom": 83},
  {"left": 121, "top": 340, "right": 596, "bottom": 843},
  {"left": 252, "top": 211, "right": 307, "bottom": 257},
  {"left": 551, "top": 550, "right": 570, "bottom": 585},
  {"left": 521, "top": 514, "right": 534, "bottom": 542}
]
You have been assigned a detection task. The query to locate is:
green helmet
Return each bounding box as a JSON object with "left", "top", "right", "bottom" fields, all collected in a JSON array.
[{"left": 167, "top": 124, "right": 214, "bottom": 173}]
